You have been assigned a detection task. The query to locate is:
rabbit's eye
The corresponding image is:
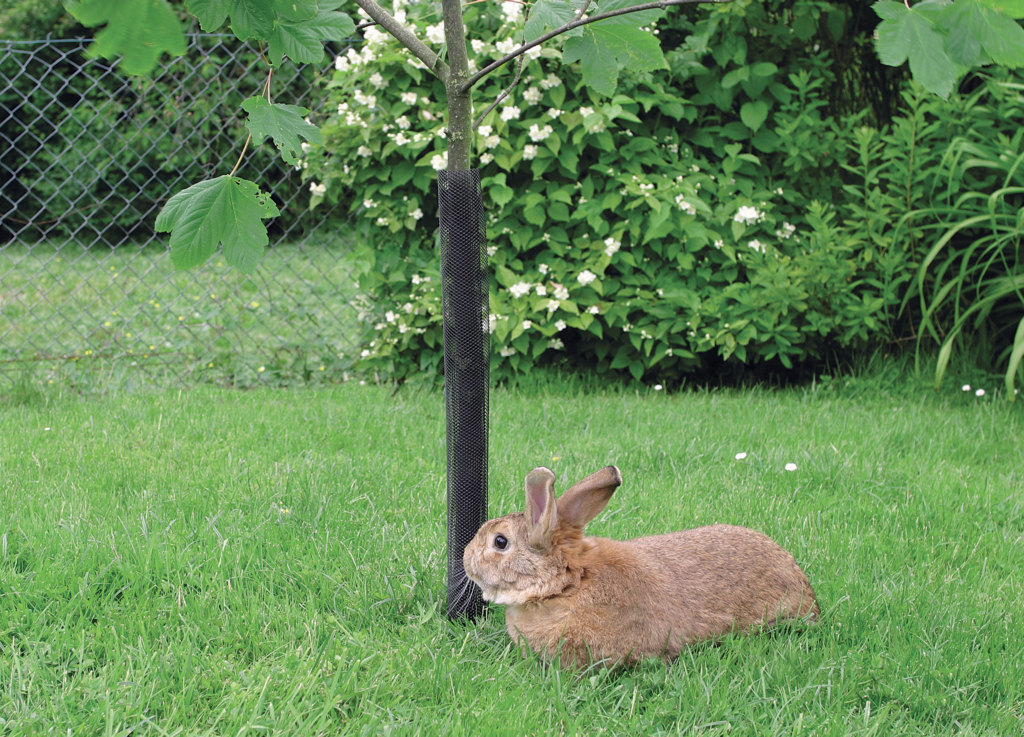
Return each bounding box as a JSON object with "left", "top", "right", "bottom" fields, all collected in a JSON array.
[{"left": 493, "top": 534, "right": 508, "bottom": 550}]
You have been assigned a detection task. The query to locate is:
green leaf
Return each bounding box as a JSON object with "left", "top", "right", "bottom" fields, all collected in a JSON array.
[
  {"left": 525, "top": 0, "right": 583, "bottom": 41},
  {"left": 269, "top": 0, "right": 318, "bottom": 22},
  {"left": 155, "top": 176, "right": 280, "bottom": 273},
  {"left": 940, "top": 0, "right": 1024, "bottom": 67},
  {"left": 562, "top": 29, "right": 620, "bottom": 96},
  {"left": 873, "top": 0, "right": 958, "bottom": 98},
  {"left": 268, "top": 10, "right": 356, "bottom": 65},
  {"left": 65, "top": 0, "right": 186, "bottom": 75},
  {"left": 241, "top": 97, "right": 322, "bottom": 165},
  {"left": 1006, "top": 316, "right": 1024, "bottom": 401},
  {"left": 562, "top": 1, "right": 666, "bottom": 95},
  {"left": 978, "top": 0, "right": 1024, "bottom": 18},
  {"left": 740, "top": 100, "right": 768, "bottom": 132}
]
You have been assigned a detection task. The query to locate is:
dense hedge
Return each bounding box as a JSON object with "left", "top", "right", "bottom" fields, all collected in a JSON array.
[{"left": 303, "top": 0, "right": 924, "bottom": 383}]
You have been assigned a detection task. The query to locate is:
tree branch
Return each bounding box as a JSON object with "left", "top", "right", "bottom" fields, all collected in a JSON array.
[
  {"left": 352, "top": 0, "right": 450, "bottom": 83},
  {"left": 459, "top": 0, "right": 728, "bottom": 95}
]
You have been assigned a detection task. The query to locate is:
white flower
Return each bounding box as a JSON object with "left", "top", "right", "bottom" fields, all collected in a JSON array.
[
  {"left": 500, "top": 346, "right": 516, "bottom": 357},
  {"left": 485, "top": 134, "right": 501, "bottom": 149},
  {"left": 538, "top": 263, "right": 549, "bottom": 275},
  {"left": 776, "top": 222, "right": 796, "bottom": 239},
  {"left": 425, "top": 22, "right": 446, "bottom": 44},
  {"left": 554, "top": 319, "right": 567, "bottom": 331},
  {"left": 546, "top": 299, "right": 561, "bottom": 313},
  {"left": 478, "top": 125, "right": 493, "bottom": 137},
  {"left": 525, "top": 45, "right": 542, "bottom": 60},
  {"left": 385, "top": 310, "right": 397, "bottom": 323},
  {"left": 603, "top": 237, "right": 621, "bottom": 256},
  {"left": 309, "top": 181, "right": 326, "bottom": 196},
  {"left": 548, "top": 338, "right": 564, "bottom": 350},
  {"left": 976, "top": 388, "right": 986, "bottom": 397},
  {"left": 713, "top": 239, "right": 725, "bottom": 250},
  {"left": 654, "top": 384, "right": 663, "bottom": 391},
  {"left": 553, "top": 284, "right": 570, "bottom": 300},
  {"left": 522, "top": 320, "right": 532, "bottom": 330},
  {"left": 334, "top": 55, "right": 350, "bottom": 72},
  {"left": 363, "top": 199, "right": 376, "bottom": 209},
  {"left": 587, "top": 304, "right": 600, "bottom": 314},
  {"left": 488, "top": 314, "right": 498, "bottom": 333},
  {"left": 496, "top": 38, "right": 517, "bottom": 54},
  {"left": 431, "top": 152, "right": 448, "bottom": 170},
  {"left": 735, "top": 452, "right": 747, "bottom": 460},
  {"left": 524, "top": 87, "right": 543, "bottom": 105},
  {"left": 392, "top": 132, "right": 409, "bottom": 146},
  {"left": 396, "top": 115, "right": 411, "bottom": 130},
  {"left": 675, "top": 195, "right": 696, "bottom": 215},
  {"left": 471, "top": 39, "right": 487, "bottom": 54},
  {"left": 523, "top": 144, "right": 538, "bottom": 160},
  {"left": 577, "top": 270, "right": 597, "bottom": 286},
  {"left": 733, "top": 205, "right": 764, "bottom": 225},
  {"left": 410, "top": 208, "right": 423, "bottom": 220},
  {"left": 480, "top": 152, "right": 495, "bottom": 165},
  {"left": 785, "top": 463, "right": 798, "bottom": 471},
  {"left": 535, "top": 284, "right": 547, "bottom": 296},
  {"left": 368, "top": 72, "right": 385, "bottom": 89},
  {"left": 529, "top": 123, "right": 553, "bottom": 142},
  {"left": 589, "top": 119, "right": 606, "bottom": 133},
  {"left": 357, "top": 145, "right": 372, "bottom": 157},
  {"left": 400, "top": 92, "right": 418, "bottom": 105},
  {"left": 500, "top": 105, "right": 521, "bottom": 121},
  {"left": 376, "top": 217, "right": 389, "bottom": 226},
  {"left": 502, "top": 1, "right": 522, "bottom": 20},
  {"left": 486, "top": 245, "right": 498, "bottom": 256},
  {"left": 509, "top": 281, "right": 532, "bottom": 298},
  {"left": 749, "top": 240, "right": 767, "bottom": 253},
  {"left": 548, "top": 108, "right": 563, "bottom": 118},
  {"left": 579, "top": 106, "right": 594, "bottom": 118},
  {"left": 540, "top": 74, "right": 562, "bottom": 90}
]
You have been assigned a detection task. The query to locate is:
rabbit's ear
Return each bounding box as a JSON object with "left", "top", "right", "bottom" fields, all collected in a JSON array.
[
  {"left": 525, "top": 467, "right": 558, "bottom": 549},
  {"left": 557, "top": 466, "right": 622, "bottom": 529}
]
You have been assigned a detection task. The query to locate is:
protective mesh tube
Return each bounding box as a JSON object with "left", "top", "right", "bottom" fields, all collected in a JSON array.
[{"left": 438, "top": 169, "right": 489, "bottom": 621}]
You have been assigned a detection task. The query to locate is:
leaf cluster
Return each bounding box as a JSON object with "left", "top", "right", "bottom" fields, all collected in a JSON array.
[{"left": 873, "top": 0, "right": 1024, "bottom": 98}]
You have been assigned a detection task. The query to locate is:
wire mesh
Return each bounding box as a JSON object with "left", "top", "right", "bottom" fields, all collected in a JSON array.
[
  {"left": 0, "top": 35, "right": 360, "bottom": 389},
  {"left": 438, "top": 168, "right": 490, "bottom": 621}
]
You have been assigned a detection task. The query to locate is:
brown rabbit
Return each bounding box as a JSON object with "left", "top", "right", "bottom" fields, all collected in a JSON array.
[{"left": 463, "top": 465, "right": 819, "bottom": 668}]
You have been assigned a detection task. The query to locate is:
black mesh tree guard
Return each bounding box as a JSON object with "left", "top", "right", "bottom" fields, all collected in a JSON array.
[{"left": 438, "top": 169, "right": 489, "bottom": 621}]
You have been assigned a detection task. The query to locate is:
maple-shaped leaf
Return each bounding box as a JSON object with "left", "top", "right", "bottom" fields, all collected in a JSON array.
[
  {"left": 267, "top": 9, "right": 355, "bottom": 65},
  {"left": 525, "top": 0, "right": 585, "bottom": 41},
  {"left": 562, "top": 0, "right": 666, "bottom": 95},
  {"left": 241, "top": 97, "right": 323, "bottom": 165},
  {"left": 156, "top": 176, "right": 280, "bottom": 273},
  {"left": 873, "top": 0, "right": 958, "bottom": 98},
  {"left": 65, "top": 0, "right": 186, "bottom": 75},
  {"left": 939, "top": 0, "right": 1024, "bottom": 67}
]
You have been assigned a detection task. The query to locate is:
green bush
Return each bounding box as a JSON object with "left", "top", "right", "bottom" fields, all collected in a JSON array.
[{"left": 305, "top": 0, "right": 906, "bottom": 384}]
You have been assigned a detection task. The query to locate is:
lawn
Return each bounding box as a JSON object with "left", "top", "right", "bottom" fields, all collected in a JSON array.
[
  {"left": 0, "top": 377, "right": 1022, "bottom": 734},
  {"left": 0, "top": 240, "right": 361, "bottom": 390}
]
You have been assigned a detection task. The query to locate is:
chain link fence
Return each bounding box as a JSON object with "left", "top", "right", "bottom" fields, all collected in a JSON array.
[{"left": 0, "top": 35, "right": 363, "bottom": 392}]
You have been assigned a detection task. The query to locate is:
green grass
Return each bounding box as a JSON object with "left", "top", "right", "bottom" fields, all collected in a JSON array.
[
  {"left": 1, "top": 378, "right": 1023, "bottom": 734},
  {"left": 0, "top": 240, "right": 360, "bottom": 390}
]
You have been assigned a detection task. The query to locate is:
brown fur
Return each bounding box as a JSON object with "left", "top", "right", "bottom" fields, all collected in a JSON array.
[{"left": 463, "top": 465, "right": 819, "bottom": 669}]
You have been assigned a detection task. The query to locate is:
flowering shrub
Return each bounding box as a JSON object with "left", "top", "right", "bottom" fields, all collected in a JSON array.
[{"left": 302, "top": 0, "right": 898, "bottom": 383}]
